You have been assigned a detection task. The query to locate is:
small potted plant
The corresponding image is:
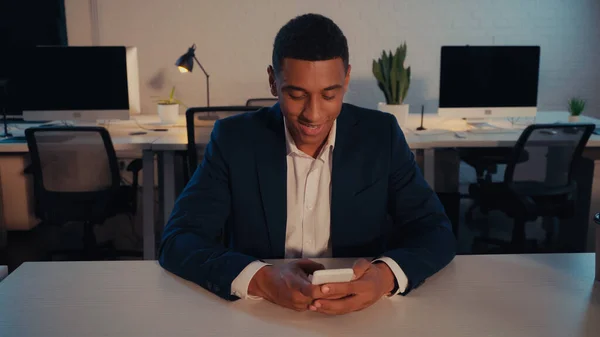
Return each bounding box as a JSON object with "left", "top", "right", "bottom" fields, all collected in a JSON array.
[
  {"left": 567, "top": 97, "right": 586, "bottom": 123},
  {"left": 372, "top": 42, "right": 411, "bottom": 125},
  {"left": 153, "top": 86, "right": 186, "bottom": 124}
]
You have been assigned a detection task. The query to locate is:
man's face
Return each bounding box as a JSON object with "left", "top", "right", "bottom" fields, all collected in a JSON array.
[{"left": 268, "top": 58, "right": 351, "bottom": 153}]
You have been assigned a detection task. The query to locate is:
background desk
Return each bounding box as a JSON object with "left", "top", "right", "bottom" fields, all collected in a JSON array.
[
  {"left": 2, "top": 112, "right": 599, "bottom": 260},
  {"left": 149, "top": 111, "right": 600, "bottom": 252},
  {"left": 0, "top": 254, "right": 597, "bottom": 336},
  {"left": 403, "top": 111, "right": 600, "bottom": 251}
]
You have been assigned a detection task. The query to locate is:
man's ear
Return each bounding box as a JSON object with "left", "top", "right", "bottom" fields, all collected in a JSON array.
[
  {"left": 267, "top": 65, "right": 278, "bottom": 97},
  {"left": 343, "top": 64, "right": 352, "bottom": 93}
]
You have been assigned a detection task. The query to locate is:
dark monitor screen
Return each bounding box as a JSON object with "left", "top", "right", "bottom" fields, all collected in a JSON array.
[
  {"left": 0, "top": 46, "right": 130, "bottom": 115},
  {"left": 439, "top": 46, "right": 540, "bottom": 108}
]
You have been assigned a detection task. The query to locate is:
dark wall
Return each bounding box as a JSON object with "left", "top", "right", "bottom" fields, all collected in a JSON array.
[{"left": 0, "top": 0, "right": 68, "bottom": 47}]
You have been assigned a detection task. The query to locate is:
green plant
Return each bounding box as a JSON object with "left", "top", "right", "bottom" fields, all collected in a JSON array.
[
  {"left": 372, "top": 42, "right": 411, "bottom": 105},
  {"left": 568, "top": 97, "right": 586, "bottom": 116},
  {"left": 153, "top": 86, "right": 187, "bottom": 106}
]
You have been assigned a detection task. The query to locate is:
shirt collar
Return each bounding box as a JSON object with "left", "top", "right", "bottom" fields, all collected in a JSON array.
[{"left": 283, "top": 118, "right": 337, "bottom": 158}]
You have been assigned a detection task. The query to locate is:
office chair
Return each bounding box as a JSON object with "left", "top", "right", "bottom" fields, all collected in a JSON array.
[
  {"left": 460, "top": 147, "right": 529, "bottom": 224},
  {"left": 25, "top": 126, "right": 143, "bottom": 260},
  {"left": 246, "top": 98, "right": 277, "bottom": 107},
  {"left": 470, "top": 123, "right": 595, "bottom": 253},
  {"left": 185, "top": 106, "right": 258, "bottom": 175}
]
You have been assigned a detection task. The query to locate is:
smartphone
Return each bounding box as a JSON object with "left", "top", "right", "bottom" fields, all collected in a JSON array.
[{"left": 310, "top": 268, "right": 354, "bottom": 285}]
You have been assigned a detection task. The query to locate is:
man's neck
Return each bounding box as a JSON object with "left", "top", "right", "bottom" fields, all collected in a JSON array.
[{"left": 298, "top": 142, "right": 327, "bottom": 159}]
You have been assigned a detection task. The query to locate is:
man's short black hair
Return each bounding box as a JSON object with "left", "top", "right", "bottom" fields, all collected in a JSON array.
[{"left": 272, "top": 13, "right": 349, "bottom": 74}]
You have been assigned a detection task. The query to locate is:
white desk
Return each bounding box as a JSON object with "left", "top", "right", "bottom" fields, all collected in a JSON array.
[{"left": 0, "top": 254, "right": 597, "bottom": 336}]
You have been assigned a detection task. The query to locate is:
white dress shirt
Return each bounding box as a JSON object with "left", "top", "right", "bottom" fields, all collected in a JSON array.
[{"left": 231, "top": 118, "right": 408, "bottom": 299}]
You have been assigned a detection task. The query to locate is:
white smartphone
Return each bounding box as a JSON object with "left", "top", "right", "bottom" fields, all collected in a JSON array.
[{"left": 310, "top": 268, "right": 354, "bottom": 285}]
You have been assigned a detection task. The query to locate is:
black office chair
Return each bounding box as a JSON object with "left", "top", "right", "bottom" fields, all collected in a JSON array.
[
  {"left": 471, "top": 123, "right": 595, "bottom": 253},
  {"left": 460, "top": 147, "right": 529, "bottom": 224},
  {"left": 246, "top": 98, "right": 277, "bottom": 107},
  {"left": 185, "top": 106, "right": 258, "bottom": 175},
  {"left": 25, "top": 126, "right": 143, "bottom": 260}
]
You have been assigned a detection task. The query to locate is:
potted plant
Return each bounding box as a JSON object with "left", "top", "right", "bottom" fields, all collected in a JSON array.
[
  {"left": 372, "top": 42, "right": 411, "bottom": 125},
  {"left": 567, "top": 97, "right": 586, "bottom": 123},
  {"left": 153, "top": 86, "right": 186, "bottom": 124}
]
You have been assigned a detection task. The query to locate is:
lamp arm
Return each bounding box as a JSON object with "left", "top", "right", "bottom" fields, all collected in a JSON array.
[
  {"left": 193, "top": 55, "right": 210, "bottom": 107},
  {"left": 193, "top": 55, "right": 210, "bottom": 78}
]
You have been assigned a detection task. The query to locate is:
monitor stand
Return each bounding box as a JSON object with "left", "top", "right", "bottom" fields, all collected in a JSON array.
[{"left": 463, "top": 118, "right": 507, "bottom": 132}]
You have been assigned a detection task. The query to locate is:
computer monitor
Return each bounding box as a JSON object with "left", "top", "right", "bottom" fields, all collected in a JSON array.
[
  {"left": 438, "top": 46, "right": 540, "bottom": 119},
  {"left": 0, "top": 46, "right": 140, "bottom": 122}
]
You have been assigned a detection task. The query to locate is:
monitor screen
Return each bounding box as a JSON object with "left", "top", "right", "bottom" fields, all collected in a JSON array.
[
  {"left": 439, "top": 46, "right": 540, "bottom": 109},
  {"left": 0, "top": 46, "right": 130, "bottom": 114}
]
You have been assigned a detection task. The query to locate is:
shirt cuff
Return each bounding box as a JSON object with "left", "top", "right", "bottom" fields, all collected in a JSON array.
[
  {"left": 373, "top": 257, "right": 409, "bottom": 296},
  {"left": 230, "top": 261, "right": 271, "bottom": 300}
]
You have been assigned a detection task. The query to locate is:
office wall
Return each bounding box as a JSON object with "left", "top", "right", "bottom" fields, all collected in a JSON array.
[{"left": 65, "top": 0, "right": 600, "bottom": 116}]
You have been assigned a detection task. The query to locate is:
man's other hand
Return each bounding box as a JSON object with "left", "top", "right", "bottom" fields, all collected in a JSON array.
[
  {"left": 248, "top": 259, "right": 325, "bottom": 311},
  {"left": 310, "top": 258, "right": 396, "bottom": 315}
]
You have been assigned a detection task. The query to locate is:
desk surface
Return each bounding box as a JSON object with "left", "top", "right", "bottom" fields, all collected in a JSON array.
[
  {"left": 0, "top": 254, "right": 598, "bottom": 337},
  {"left": 149, "top": 111, "right": 600, "bottom": 151},
  {"left": 404, "top": 111, "right": 600, "bottom": 148},
  {"left": 0, "top": 118, "right": 169, "bottom": 153},
  {"left": 1, "top": 112, "right": 599, "bottom": 152}
]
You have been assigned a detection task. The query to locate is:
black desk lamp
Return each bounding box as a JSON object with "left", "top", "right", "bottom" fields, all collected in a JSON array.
[{"left": 175, "top": 44, "right": 210, "bottom": 107}]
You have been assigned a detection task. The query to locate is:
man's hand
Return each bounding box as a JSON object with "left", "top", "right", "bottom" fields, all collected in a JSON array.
[
  {"left": 248, "top": 259, "right": 325, "bottom": 311},
  {"left": 310, "top": 259, "right": 396, "bottom": 315}
]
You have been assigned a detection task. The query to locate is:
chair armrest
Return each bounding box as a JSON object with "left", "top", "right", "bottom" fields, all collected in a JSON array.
[{"left": 126, "top": 159, "right": 143, "bottom": 174}]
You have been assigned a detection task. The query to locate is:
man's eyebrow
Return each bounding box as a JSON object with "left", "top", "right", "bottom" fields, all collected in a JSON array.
[
  {"left": 322, "top": 84, "right": 343, "bottom": 91},
  {"left": 281, "top": 85, "right": 308, "bottom": 92}
]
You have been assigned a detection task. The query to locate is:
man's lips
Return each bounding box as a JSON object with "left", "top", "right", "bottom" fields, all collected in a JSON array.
[{"left": 298, "top": 121, "right": 325, "bottom": 136}]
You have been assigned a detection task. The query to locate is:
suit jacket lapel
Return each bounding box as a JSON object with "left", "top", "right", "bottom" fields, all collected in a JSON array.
[
  {"left": 255, "top": 104, "right": 287, "bottom": 258},
  {"left": 331, "top": 104, "right": 361, "bottom": 256}
]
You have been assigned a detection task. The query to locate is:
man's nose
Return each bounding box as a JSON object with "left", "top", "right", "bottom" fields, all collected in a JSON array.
[{"left": 301, "top": 96, "right": 322, "bottom": 122}]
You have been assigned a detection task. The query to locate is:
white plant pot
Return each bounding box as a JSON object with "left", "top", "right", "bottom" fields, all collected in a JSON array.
[
  {"left": 157, "top": 104, "right": 179, "bottom": 124},
  {"left": 378, "top": 103, "right": 409, "bottom": 126},
  {"left": 568, "top": 115, "right": 580, "bottom": 123}
]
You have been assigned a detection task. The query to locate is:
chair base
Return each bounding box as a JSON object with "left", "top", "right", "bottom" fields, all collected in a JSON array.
[
  {"left": 48, "top": 241, "right": 142, "bottom": 261},
  {"left": 46, "top": 221, "right": 142, "bottom": 261},
  {"left": 472, "top": 236, "right": 539, "bottom": 254}
]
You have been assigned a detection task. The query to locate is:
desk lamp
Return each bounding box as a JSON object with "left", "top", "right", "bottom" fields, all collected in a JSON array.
[
  {"left": 175, "top": 44, "right": 215, "bottom": 120},
  {"left": 176, "top": 44, "right": 217, "bottom": 121}
]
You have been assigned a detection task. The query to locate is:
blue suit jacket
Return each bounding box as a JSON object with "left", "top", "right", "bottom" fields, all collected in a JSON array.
[{"left": 159, "top": 103, "right": 456, "bottom": 300}]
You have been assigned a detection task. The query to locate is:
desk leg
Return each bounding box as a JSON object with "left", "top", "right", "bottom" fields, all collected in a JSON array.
[
  {"left": 162, "top": 151, "right": 176, "bottom": 226},
  {"left": 424, "top": 149, "right": 435, "bottom": 188},
  {"left": 142, "top": 150, "right": 155, "bottom": 260}
]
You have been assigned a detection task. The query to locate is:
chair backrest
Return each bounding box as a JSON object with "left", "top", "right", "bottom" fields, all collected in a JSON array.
[
  {"left": 25, "top": 127, "right": 121, "bottom": 223},
  {"left": 246, "top": 98, "right": 277, "bottom": 107},
  {"left": 505, "top": 123, "right": 595, "bottom": 186},
  {"left": 185, "top": 106, "right": 258, "bottom": 175}
]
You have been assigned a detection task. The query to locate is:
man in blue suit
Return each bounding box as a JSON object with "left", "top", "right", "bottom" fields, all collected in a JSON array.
[{"left": 159, "top": 13, "right": 455, "bottom": 315}]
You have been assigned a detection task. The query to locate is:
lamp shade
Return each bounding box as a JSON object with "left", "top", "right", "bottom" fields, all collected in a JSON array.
[{"left": 175, "top": 44, "right": 196, "bottom": 73}]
